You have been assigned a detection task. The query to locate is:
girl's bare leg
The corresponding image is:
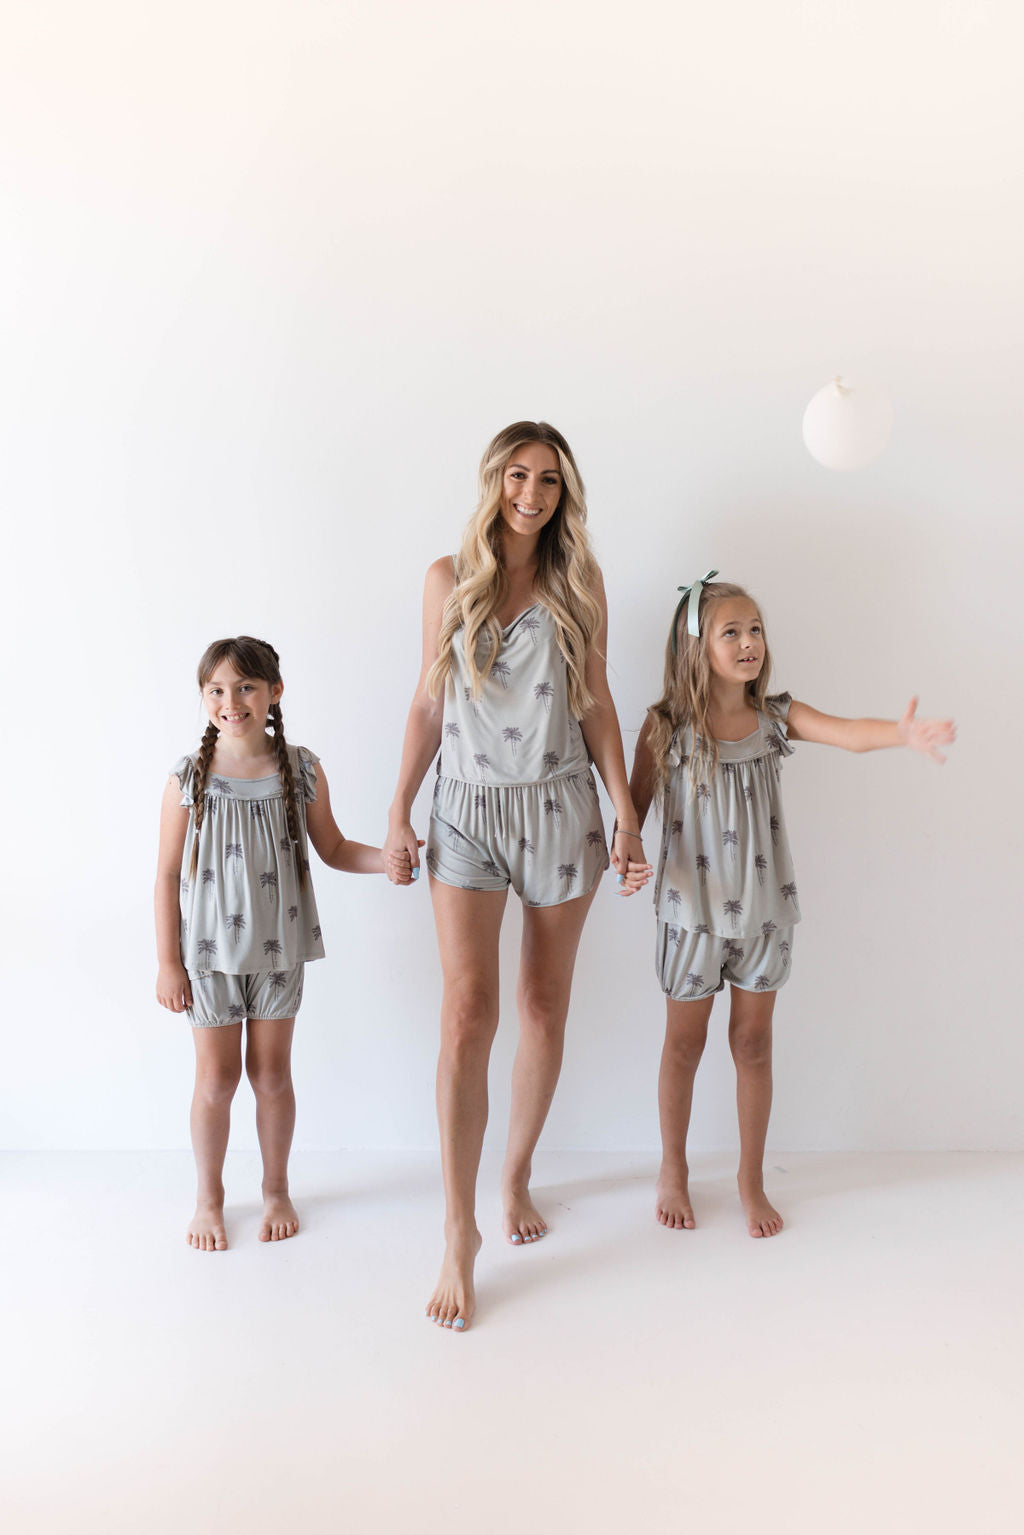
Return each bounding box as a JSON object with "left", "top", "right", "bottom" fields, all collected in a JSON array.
[
  {"left": 427, "top": 881, "right": 509, "bottom": 1330},
  {"left": 728, "top": 986, "right": 783, "bottom": 1237},
  {"left": 501, "top": 884, "right": 599, "bottom": 1244},
  {"left": 656, "top": 996, "right": 715, "bottom": 1229},
  {"left": 188, "top": 1023, "right": 243, "bottom": 1250},
  {"left": 245, "top": 1017, "right": 299, "bottom": 1242}
]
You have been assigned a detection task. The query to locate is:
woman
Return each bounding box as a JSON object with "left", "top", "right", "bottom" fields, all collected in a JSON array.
[{"left": 385, "top": 421, "right": 650, "bottom": 1330}]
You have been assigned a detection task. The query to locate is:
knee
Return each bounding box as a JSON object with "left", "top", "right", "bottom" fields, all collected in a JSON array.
[
  {"left": 517, "top": 978, "right": 568, "bottom": 1040},
  {"left": 246, "top": 1061, "right": 293, "bottom": 1099},
  {"left": 195, "top": 1065, "right": 242, "bottom": 1105},
  {"left": 729, "top": 1022, "right": 772, "bottom": 1069},
  {"left": 665, "top": 1027, "right": 708, "bottom": 1070},
  {"left": 442, "top": 982, "right": 499, "bottom": 1057}
]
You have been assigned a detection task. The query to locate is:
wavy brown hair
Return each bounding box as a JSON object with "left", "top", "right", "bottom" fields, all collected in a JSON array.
[
  {"left": 188, "top": 637, "right": 306, "bottom": 889},
  {"left": 647, "top": 581, "right": 774, "bottom": 797},
  {"left": 426, "top": 421, "right": 602, "bottom": 719}
]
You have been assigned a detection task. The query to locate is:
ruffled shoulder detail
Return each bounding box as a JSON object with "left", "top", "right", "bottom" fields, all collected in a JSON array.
[
  {"left": 761, "top": 693, "right": 794, "bottom": 756},
  {"left": 294, "top": 745, "right": 320, "bottom": 804},
  {"left": 170, "top": 754, "right": 196, "bottom": 807}
]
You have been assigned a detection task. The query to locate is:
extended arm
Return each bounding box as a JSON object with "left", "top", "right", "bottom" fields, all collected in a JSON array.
[
  {"left": 155, "top": 777, "right": 193, "bottom": 1012},
  {"left": 787, "top": 697, "right": 956, "bottom": 763},
  {"left": 384, "top": 557, "right": 453, "bottom": 882},
  {"left": 580, "top": 571, "right": 652, "bottom": 894},
  {"left": 628, "top": 713, "right": 658, "bottom": 832},
  {"left": 306, "top": 763, "right": 392, "bottom": 875}
]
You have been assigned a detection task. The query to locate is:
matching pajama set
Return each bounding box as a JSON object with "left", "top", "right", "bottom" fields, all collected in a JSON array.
[
  {"left": 427, "top": 602, "right": 609, "bottom": 905},
  {"left": 654, "top": 694, "right": 801, "bottom": 1000},
  {"left": 172, "top": 745, "right": 325, "bottom": 1026}
]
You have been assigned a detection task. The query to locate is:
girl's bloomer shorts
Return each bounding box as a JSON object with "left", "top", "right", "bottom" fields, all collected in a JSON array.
[
  {"left": 657, "top": 923, "right": 795, "bottom": 1002},
  {"left": 427, "top": 771, "right": 609, "bottom": 907},
  {"left": 186, "top": 964, "right": 305, "bottom": 1027}
]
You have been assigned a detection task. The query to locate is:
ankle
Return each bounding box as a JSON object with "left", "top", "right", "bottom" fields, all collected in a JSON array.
[{"left": 261, "top": 1179, "right": 290, "bottom": 1199}]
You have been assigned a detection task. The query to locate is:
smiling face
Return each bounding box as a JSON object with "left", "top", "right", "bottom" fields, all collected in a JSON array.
[
  {"left": 498, "top": 440, "right": 563, "bottom": 539},
  {"left": 201, "top": 661, "right": 282, "bottom": 742},
  {"left": 705, "top": 597, "right": 765, "bottom": 686}
]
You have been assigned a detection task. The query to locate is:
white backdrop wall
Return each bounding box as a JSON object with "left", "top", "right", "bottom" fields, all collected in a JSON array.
[{"left": 3, "top": 1, "right": 1020, "bottom": 1152}]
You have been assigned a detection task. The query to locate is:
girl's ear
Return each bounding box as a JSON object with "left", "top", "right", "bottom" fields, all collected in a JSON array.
[{"left": 272, "top": 681, "right": 284, "bottom": 704}]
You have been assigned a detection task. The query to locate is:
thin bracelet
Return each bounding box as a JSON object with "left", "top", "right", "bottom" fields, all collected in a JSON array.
[{"left": 612, "top": 821, "right": 644, "bottom": 840}]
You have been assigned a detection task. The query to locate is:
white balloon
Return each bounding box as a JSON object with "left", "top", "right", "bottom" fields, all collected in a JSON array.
[{"left": 802, "top": 377, "right": 894, "bottom": 471}]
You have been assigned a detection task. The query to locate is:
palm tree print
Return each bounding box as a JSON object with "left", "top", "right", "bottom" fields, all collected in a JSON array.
[
  {"left": 534, "top": 681, "right": 554, "bottom": 713},
  {"left": 226, "top": 843, "right": 243, "bottom": 865},
  {"left": 209, "top": 776, "right": 234, "bottom": 796},
  {"left": 227, "top": 1002, "right": 246, "bottom": 1023},
  {"left": 722, "top": 829, "right": 738, "bottom": 862},
  {"left": 269, "top": 971, "right": 289, "bottom": 994},
  {"left": 463, "top": 686, "right": 481, "bottom": 718},
  {"left": 474, "top": 791, "right": 487, "bottom": 810},
  {"left": 779, "top": 940, "right": 791, "bottom": 969},
  {"left": 518, "top": 837, "right": 535, "bottom": 856},
  {"left": 667, "top": 888, "right": 682, "bottom": 914},
  {"left": 696, "top": 783, "right": 711, "bottom": 815},
  {"left": 693, "top": 924, "right": 711, "bottom": 936},
  {"left": 543, "top": 797, "right": 563, "bottom": 821},
  {"left": 227, "top": 912, "right": 246, "bottom": 944},
  {"left": 263, "top": 938, "right": 283, "bottom": 965},
  {"left": 558, "top": 862, "right": 578, "bottom": 893},
  {"left": 722, "top": 762, "right": 735, "bottom": 776},
  {"left": 723, "top": 899, "right": 743, "bottom": 931},
  {"left": 503, "top": 726, "right": 523, "bottom": 758},
  {"left": 179, "top": 877, "right": 191, "bottom": 898},
  {"left": 202, "top": 867, "right": 215, "bottom": 886},
  {"left": 425, "top": 847, "right": 438, "bottom": 873},
  {"left": 586, "top": 829, "right": 604, "bottom": 849},
  {"left": 483, "top": 859, "right": 503, "bottom": 879},
  {"left": 445, "top": 722, "right": 461, "bottom": 742},
  {"left": 667, "top": 925, "right": 680, "bottom": 946},
  {"left": 522, "top": 614, "right": 541, "bottom": 644},
  {"left": 287, "top": 905, "right": 298, "bottom": 923},
  {"left": 780, "top": 882, "right": 798, "bottom": 905},
  {"left": 696, "top": 854, "right": 710, "bottom": 886},
  {"left": 685, "top": 972, "right": 705, "bottom": 998},
  {"left": 743, "top": 785, "right": 754, "bottom": 802},
  {"left": 473, "top": 753, "right": 491, "bottom": 777},
  {"left": 770, "top": 815, "right": 780, "bottom": 847},
  {"left": 754, "top": 852, "right": 768, "bottom": 886},
  {"left": 725, "top": 940, "right": 745, "bottom": 964},
  {"left": 279, "top": 835, "right": 292, "bottom": 855},
  {"left": 671, "top": 819, "right": 683, "bottom": 839},
  {"left": 312, "top": 925, "right": 322, "bottom": 942},
  {"left": 754, "top": 974, "right": 773, "bottom": 991},
  {"left": 491, "top": 659, "right": 512, "bottom": 690},
  {"left": 260, "top": 870, "right": 278, "bottom": 900},
  {"left": 197, "top": 938, "right": 218, "bottom": 965},
  {"left": 250, "top": 801, "right": 264, "bottom": 821},
  {"left": 542, "top": 751, "right": 560, "bottom": 773},
  {"left": 760, "top": 920, "right": 777, "bottom": 940}
]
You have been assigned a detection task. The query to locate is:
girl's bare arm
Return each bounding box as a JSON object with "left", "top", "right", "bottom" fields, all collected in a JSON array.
[
  {"left": 155, "top": 777, "right": 192, "bottom": 1012},
  {"left": 787, "top": 697, "right": 956, "bottom": 763},
  {"left": 305, "top": 763, "right": 397, "bottom": 875}
]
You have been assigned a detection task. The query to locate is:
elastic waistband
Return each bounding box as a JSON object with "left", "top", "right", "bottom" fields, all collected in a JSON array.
[{"left": 436, "top": 766, "right": 594, "bottom": 792}]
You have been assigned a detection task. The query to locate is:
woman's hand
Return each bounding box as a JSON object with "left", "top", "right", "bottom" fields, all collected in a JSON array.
[
  {"left": 898, "top": 697, "right": 957, "bottom": 764},
  {"left": 385, "top": 819, "right": 424, "bottom": 885},
  {"left": 157, "top": 962, "right": 192, "bottom": 1013},
  {"left": 610, "top": 826, "right": 653, "bottom": 896}
]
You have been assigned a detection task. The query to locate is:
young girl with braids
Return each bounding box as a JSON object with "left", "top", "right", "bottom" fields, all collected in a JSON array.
[
  {"left": 629, "top": 574, "right": 955, "bottom": 1239},
  {"left": 155, "top": 637, "right": 398, "bottom": 1252}
]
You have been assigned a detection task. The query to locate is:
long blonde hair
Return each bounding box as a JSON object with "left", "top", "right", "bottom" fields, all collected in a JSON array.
[
  {"left": 426, "top": 421, "right": 602, "bottom": 719},
  {"left": 646, "top": 581, "right": 774, "bottom": 796}
]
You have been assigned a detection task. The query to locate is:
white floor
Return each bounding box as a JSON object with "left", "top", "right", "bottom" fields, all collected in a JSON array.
[{"left": 5, "top": 1149, "right": 1022, "bottom": 1535}]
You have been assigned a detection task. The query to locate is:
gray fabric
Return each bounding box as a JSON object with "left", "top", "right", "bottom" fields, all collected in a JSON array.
[
  {"left": 656, "top": 921, "right": 794, "bottom": 1001},
  {"left": 172, "top": 744, "right": 326, "bottom": 976},
  {"left": 428, "top": 770, "right": 608, "bottom": 905},
  {"left": 187, "top": 963, "right": 305, "bottom": 1027},
  {"left": 654, "top": 694, "right": 801, "bottom": 939},
  {"left": 439, "top": 604, "right": 590, "bottom": 785}
]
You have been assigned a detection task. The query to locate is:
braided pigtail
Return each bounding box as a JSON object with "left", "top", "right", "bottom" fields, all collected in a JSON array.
[
  {"left": 187, "top": 721, "right": 220, "bottom": 883},
  {"left": 269, "top": 702, "right": 306, "bottom": 890}
]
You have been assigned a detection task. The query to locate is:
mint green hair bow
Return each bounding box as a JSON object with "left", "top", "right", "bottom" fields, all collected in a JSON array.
[{"left": 671, "top": 570, "right": 719, "bottom": 654}]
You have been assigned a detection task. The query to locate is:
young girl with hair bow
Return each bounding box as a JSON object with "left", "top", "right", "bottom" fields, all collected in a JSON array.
[{"left": 629, "top": 574, "right": 955, "bottom": 1238}]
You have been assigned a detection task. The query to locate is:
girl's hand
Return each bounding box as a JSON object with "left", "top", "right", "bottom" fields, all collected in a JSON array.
[
  {"left": 157, "top": 963, "right": 192, "bottom": 1013},
  {"left": 898, "top": 697, "right": 957, "bottom": 764},
  {"left": 611, "top": 827, "right": 653, "bottom": 896},
  {"left": 385, "top": 819, "right": 423, "bottom": 885}
]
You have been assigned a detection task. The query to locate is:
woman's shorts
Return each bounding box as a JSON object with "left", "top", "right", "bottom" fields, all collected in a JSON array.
[
  {"left": 186, "top": 964, "right": 305, "bottom": 1027},
  {"left": 427, "top": 770, "right": 609, "bottom": 907},
  {"left": 657, "top": 923, "right": 794, "bottom": 1002}
]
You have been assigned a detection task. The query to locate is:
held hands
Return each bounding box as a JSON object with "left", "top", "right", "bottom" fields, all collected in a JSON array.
[
  {"left": 384, "top": 819, "right": 424, "bottom": 885},
  {"left": 899, "top": 697, "right": 957, "bottom": 764},
  {"left": 157, "top": 963, "right": 192, "bottom": 1013},
  {"left": 610, "top": 826, "right": 653, "bottom": 898}
]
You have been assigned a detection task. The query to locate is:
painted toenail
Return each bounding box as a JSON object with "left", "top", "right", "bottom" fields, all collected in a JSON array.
[
  {"left": 510, "top": 1234, "right": 522, "bottom": 1243},
  {"left": 453, "top": 1318, "right": 466, "bottom": 1329},
  {"left": 443, "top": 1319, "right": 452, "bottom": 1327}
]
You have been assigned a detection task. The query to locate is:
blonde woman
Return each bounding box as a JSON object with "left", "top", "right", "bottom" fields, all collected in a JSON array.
[{"left": 385, "top": 421, "right": 651, "bottom": 1331}]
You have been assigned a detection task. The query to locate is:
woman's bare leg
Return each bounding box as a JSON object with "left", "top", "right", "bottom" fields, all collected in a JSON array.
[
  {"left": 656, "top": 995, "right": 715, "bottom": 1229},
  {"left": 728, "top": 986, "right": 783, "bottom": 1237},
  {"left": 245, "top": 1017, "right": 299, "bottom": 1242},
  {"left": 501, "top": 884, "right": 599, "bottom": 1244},
  {"left": 426, "top": 880, "right": 508, "bottom": 1329},
  {"left": 188, "top": 1023, "right": 243, "bottom": 1250}
]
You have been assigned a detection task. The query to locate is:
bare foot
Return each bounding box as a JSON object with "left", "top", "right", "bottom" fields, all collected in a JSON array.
[
  {"left": 739, "top": 1181, "right": 783, "bottom": 1238},
  {"left": 259, "top": 1192, "right": 300, "bottom": 1243},
  {"left": 501, "top": 1185, "right": 548, "bottom": 1246},
  {"left": 655, "top": 1167, "right": 696, "bottom": 1230},
  {"left": 187, "top": 1199, "right": 228, "bottom": 1251},
  {"left": 426, "top": 1226, "right": 482, "bottom": 1331}
]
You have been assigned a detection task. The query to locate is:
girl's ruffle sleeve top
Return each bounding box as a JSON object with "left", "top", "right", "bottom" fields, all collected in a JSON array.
[{"left": 171, "top": 744, "right": 326, "bottom": 975}]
